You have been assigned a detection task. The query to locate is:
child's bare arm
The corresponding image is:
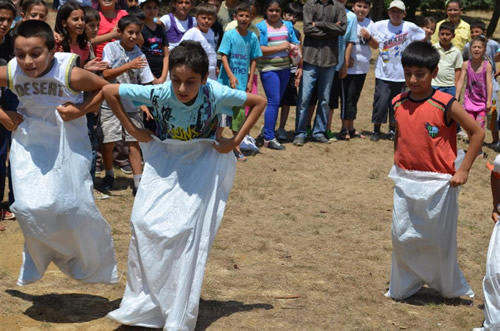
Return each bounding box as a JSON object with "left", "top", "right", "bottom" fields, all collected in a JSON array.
[
  {"left": 454, "top": 68, "right": 461, "bottom": 88},
  {"left": 455, "top": 61, "right": 467, "bottom": 100},
  {"left": 56, "top": 67, "right": 108, "bottom": 121},
  {"left": 102, "top": 84, "right": 153, "bottom": 142},
  {"left": 221, "top": 53, "right": 238, "bottom": 89},
  {"left": 157, "top": 46, "right": 170, "bottom": 84},
  {"left": 103, "top": 56, "right": 149, "bottom": 81},
  {"left": 246, "top": 59, "right": 257, "bottom": 92},
  {"left": 91, "top": 27, "right": 119, "bottom": 46},
  {"left": 213, "top": 93, "right": 266, "bottom": 153},
  {"left": 486, "top": 62, "right": 493, "bottom": 110},
  {"left": 448, "top": 100, "right": 485, "bottom": 186},
  {"left": 0, "top": 67, "right": 23, "bottom": 130}
]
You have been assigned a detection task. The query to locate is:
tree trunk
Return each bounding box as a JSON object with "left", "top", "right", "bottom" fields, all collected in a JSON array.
[{"left": 487, "top": 0, "right": 500, "bottom": 37}]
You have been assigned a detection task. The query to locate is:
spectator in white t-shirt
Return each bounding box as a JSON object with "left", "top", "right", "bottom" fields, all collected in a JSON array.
[
  {"left": 180, "top": 3, "right": 217, "bottom": 79},
  {"left": 369, "top": 0, "right": 425, "bottom": 142}
]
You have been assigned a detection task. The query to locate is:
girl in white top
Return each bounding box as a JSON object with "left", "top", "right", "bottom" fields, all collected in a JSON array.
[{"left": 159, "top": 0, "right": 196, "bottom": 51}]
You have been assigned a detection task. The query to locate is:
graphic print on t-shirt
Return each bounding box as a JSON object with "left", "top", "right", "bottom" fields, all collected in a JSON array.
[
  {"left": 380, "top": 30, "right": 407, "bottom": 63},
  {"left": 150, "top": 85, "right": 219, "bottom": 141}
]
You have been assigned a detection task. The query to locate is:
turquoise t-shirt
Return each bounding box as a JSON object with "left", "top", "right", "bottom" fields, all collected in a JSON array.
[
  {"left": 119, "top": 79, "right": 247, "bottom": 141},
  {"left": 217, "top": 29, "right": 262, "bottom": 91}
]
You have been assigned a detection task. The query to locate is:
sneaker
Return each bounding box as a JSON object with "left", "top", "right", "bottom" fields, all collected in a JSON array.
[
  {"left": 277, "top": 128, "right": 287, "bottom": 142},
  {"left": 264, "top": 138, "right": 286, "bottom": 150},
  {"left": 120, "top": 165, "right": 133, "bottom": 175},
  {"left": 93, "top": 189, "right": 110, "bottom": 200},
  {"left": 386, "top": 130, "right": 396, "bottom": 141},
  {"left": 293, "top": 135, "right": 305, "bottom": 146},
  {"left": 314, "top": 135, "right": 331, "bottom": 144},
  {"left": 1, "top": 209, "right": 15, "bottom": 220},
  {"left": 325, "top": 130, "right": 338, "bottom": 142},
  {"left": 103, "top": 175, "right": 114, "bottom": 191},
  {"left": 370, "top": 132, "right": 381, "bottom": 142},
  {"left": 457, "top": 130, "right": 468, "bottom": 142},
  {"left": 306, "top": 128, "right": 313, "bottom": 138}
]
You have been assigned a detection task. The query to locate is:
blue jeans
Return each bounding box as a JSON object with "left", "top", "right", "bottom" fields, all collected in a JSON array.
[
  {"left": 432, "top": 86, "right": 456, "bottom": 98},
  {"left": 295, "top": 63, "right": 336, "bottom": 137},
  {"left": 261, "top": 69, "right": 291, "bottom": 140}
]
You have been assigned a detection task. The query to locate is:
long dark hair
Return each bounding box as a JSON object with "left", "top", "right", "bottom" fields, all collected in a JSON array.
[{"left": 55, "top": 2, "right": 88, "bottom": 52}]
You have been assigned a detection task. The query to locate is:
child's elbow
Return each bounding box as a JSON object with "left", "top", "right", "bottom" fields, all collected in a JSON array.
[{"left": 102, "top": 84, "right": 116, "bottom": 99}]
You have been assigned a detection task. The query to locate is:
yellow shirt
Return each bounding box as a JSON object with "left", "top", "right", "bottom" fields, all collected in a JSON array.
[{"left": 431, "top": 19, "right": 470, "bottom": 51}]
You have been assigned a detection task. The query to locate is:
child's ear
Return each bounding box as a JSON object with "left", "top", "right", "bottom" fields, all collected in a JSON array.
[
  {"left": 201, "top": 72, "right": 208, "bottom": 85},
  {"left": 431, "top": 67, "right": 438, "bottom": 79}
]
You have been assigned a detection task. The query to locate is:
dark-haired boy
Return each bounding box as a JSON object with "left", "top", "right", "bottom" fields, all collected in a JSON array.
[
  {"left": 0, "top": 0, "right": 17, "bottom": 225},
  {"left": 431, "top": 22, "right": 462, "bottom": 98},
  {"left": 101, "top": 15, "right": 155, "bottom": 195},
  {"left": 0, "top": 20, "right": 117, "bottom": 285},
  {"left": 218, "top": 2, "right": 261, "bottom": 159},
  {"left": 387, "top": 41, "right": 483, "bottom": 300},
  {"left": 103, "top": 40, "right": 266, "bottom": 330},
  {"left": 181, "top": 2, "right": 218, "bottom": 79}
]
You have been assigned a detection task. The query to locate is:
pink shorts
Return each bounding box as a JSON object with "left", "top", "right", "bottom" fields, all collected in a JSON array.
[{"left": 466, "top": 109, "right": 486, "bottom": 129}]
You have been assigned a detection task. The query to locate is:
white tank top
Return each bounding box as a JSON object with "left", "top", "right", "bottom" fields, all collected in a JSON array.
[{"left": 7, "top": 52, "right": 84, "bottom": 124}]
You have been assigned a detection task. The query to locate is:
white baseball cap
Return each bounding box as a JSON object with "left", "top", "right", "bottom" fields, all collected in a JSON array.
[{"left": 388, "top": 0, "right": 406, "bottom": 11}]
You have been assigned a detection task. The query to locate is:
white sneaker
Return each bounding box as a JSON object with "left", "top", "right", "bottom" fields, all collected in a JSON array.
[
  {"left": 277, "top": 128, "right": 287, "bottom": 141},
  {"left": 93, "top": 189, "right": 110, "bottom": 200}
]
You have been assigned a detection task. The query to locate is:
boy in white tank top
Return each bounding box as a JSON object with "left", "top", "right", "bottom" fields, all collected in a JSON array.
[{"left": 0, "top": 20, "right": 118, "bottom": 286}]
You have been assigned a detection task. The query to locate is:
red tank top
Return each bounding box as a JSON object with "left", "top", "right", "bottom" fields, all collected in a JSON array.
[{"left": 394, "top": 90, "right": 457, "bottom": 174}]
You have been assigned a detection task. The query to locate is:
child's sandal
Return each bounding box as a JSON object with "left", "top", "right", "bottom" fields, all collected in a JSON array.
[
  {"left": 235, "top": 152, "right": 247, "bottom": 162},
  {"left": 339, "top": 128, "right": 350, "bottom": 141},
  {"left": 349, "top": 129, "right": 366, "bottom": 139}
]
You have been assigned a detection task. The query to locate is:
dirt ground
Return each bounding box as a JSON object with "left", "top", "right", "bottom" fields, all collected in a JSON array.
[{"left": 1, "top": 9, "right": 500, "bottom": 331}]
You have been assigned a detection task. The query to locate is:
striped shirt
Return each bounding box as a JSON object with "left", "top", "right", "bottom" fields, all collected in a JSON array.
[{"left": 259, "top": 24, "right": 290, "bottom": 72}]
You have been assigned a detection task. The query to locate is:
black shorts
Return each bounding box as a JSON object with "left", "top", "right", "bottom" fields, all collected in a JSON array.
[{"left": 371, "top": 79, "right": 406, "bottom": 124}]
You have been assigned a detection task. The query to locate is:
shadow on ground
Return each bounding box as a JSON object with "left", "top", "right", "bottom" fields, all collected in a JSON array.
[
  {"left": 396, "top": 287, "right": 474, "bottom": 306},
  {"left": 112, "top": 298, "right": 274, "bottom": 331},
  {"left": 6, "top": 289, "right": 120, "bottom": 323}
]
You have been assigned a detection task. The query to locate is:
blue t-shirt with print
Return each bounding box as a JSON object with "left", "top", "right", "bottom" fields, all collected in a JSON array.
[
  {"left": 217, "top": 29, "right": 262, "bottom": 91},
  {"left": 119, "top": 79, "right": 247, "bottom": 141}
]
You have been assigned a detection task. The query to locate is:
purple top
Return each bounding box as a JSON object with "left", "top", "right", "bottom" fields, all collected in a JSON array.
[
  {"left": 464, "top": 60, "right": 488, "bottom": 112},
  {"left": 166, "top": 13, "right": 194, "bottom": 44}
]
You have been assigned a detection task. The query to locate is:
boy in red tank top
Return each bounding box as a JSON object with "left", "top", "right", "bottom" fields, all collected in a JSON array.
[{"left": 386, "top": 41, "right": 484, "bottom": 300}]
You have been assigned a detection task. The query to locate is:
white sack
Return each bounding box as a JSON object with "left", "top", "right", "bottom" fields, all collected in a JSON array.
[
  {"left": 386, "top": 165, "right": 474, "bottom": 299},
  {"left": 483, "top": 220, "right": 500, "bottom": 330},
  {"left": 10, "top": 112, "right": 118, "bottom": 286},
  {"left": 107, "top": 137, "right": 236, "bottom": 331}
]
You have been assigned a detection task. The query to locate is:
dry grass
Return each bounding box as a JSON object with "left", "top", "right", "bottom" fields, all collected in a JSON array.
[{"left": 0, "top": 8, "right": 500, "bottom": 331}]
